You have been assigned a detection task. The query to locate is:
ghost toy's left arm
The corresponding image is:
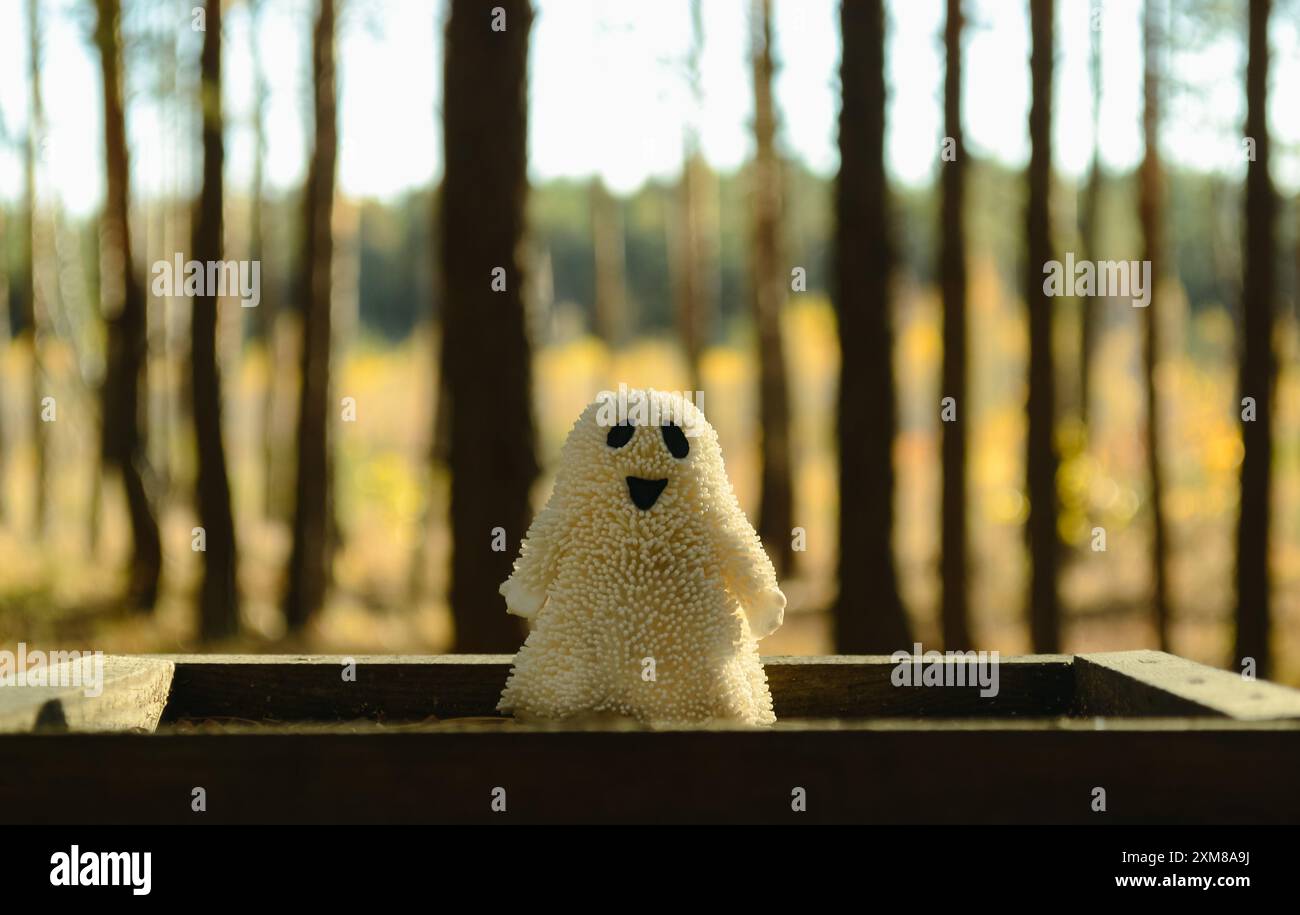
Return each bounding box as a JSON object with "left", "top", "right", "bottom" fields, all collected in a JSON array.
[
  {"left": 712, "top": 497, "right": 786, "bottom": 639},
  {"left": 500, "top": 500, "right": 567, "bottom": 619}
]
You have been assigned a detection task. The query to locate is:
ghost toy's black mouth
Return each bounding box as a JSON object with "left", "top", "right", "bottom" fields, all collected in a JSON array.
[{"left": 626, "top": 476, "right": 668, "bottom": 511}]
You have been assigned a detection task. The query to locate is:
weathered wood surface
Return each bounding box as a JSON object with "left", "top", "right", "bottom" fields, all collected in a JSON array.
[
  {"left": 157, "top": 653, "right": 1075, "bottom": 722},
  {"left": 764, "top": 654, "right": 1073, "bottom": 718},
  {"left": 0, "top": 656, "right": 174, "bottom": 733},
  {"left": 1075, "top": 650, "right": 1300, "bottom": 720},
  {"left": 159, "top": 654, "right": 512, "bottom": 723},
  {"left": 3, "top": 719, "right": 1297, "bottom": 824},
  {"left": 4, "top": 651, "right": 1299, "bottom": 823},
  {"left": 7, "top": 651, "right": 1298, "bottom": 729}
]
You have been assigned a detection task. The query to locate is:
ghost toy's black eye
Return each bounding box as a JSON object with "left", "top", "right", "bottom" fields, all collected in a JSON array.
[
  {"left": 606, "top": 423, "right": 634, "bottom": 449},
  {"left": 661, "top": 423, "right": 690, "bottom": 459}
]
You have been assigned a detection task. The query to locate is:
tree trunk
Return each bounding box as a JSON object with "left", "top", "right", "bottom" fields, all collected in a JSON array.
[
  {"left": 94, "top": 0, "right": 162, "bottom": 611},
  {"left": 674, "top": 1, "right": 710, "bottom": 394},
  {"left": 675, "top": 168, "right": 709, "bottom": 392},
  {"left": 144, "top": 0, "right": 171, "bottom": 504},
  {"left": 750, "top": 0, "right": 795, "bottom": 578},
  {"left": 150, "top": 3, "right": 180, "bottom": 503},
  {"left": 191, "top": 0, "right": 239, "bottom": 641},
  {"left": 940, "top": 0, "right": 973, "bottom": 651},
  {"left": 24, "top": 0, "right": 48, "bottom": 537},
  {"left": 1139, "top": 0, "right": 1170, "bottom": 651},
  {"left": 590, "top": 176, "right": 626, "bottom": 348},
  {"left": 1025, "top": 0, "right": 1060, "bottom": 652},
  {"left": 832, "top": 0, "right": 911, "bottom": 653},
  {"left": 284, "top": 0, "right": 338, "bottom": 630},
  {"left": 439, "top": 0, "right": 537, "bottom": 652},
  {"left": 1078, "top": 11, "right": 1102, "bottom": 426},
  {"left": 248, "top": 0, "right": 279, "bottom": 521},
  {"left": 1235, "top": 0, "right": 1275, "bottom": 676}
]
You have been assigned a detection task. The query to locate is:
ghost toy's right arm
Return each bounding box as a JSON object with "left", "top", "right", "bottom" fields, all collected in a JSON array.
[
  {"left": 714, "top": 504, "right": 786, "bottom": 639},
  {"left": 500, "top": 500, "right": 567, "bottom": 619}
]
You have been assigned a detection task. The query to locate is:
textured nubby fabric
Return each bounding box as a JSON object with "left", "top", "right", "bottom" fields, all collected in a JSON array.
[{"left": 498, "top": 389, "right": 786, "bottom": 726}]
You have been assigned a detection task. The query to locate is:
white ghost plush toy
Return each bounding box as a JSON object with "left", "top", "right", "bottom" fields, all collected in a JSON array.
[{"left": 498, "top": 388, "right": 786, "bottom": 726}]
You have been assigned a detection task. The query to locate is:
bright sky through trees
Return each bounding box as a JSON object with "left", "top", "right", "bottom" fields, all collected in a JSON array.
[{"left": 0, "top": 0, "right": 1296, "bottom": 216}]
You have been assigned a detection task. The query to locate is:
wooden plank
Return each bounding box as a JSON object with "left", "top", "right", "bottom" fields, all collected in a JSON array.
[
  {"left": 159, "top": 654, "right": 512, "bottom": 723},
  {"left": 158, "top": 654, "right": 1075, "bottom": 722},
  {"left": 1074, "top": 650, "right": 1300, "bottom": 720},
  {"left": 0, "top": 656, "right": 174, "bottom": 733},
  {"left": 2, "top": 719, "right": 1297, "bottom": 824},
  {"left": 766, "top": 654, "right": 1073, "bottom": 718}
]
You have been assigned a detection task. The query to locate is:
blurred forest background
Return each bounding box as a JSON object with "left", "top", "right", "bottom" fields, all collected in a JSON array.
[{"left": 0, "top": 0, "right": 1298, "bottom": 682}]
